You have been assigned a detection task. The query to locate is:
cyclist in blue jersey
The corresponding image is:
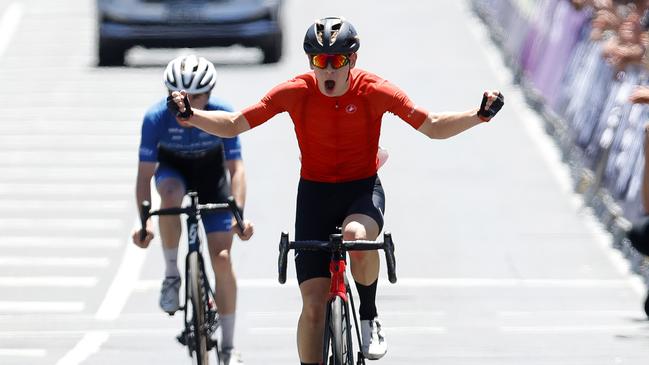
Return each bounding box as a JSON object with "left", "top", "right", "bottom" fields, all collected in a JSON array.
[{"left": 132, "top": 54, "right": 253, "bottom": 365}]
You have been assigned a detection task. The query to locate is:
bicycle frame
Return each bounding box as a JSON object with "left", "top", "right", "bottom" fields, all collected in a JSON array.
[
  {"left": 139, "top": 192, "right": 244, "bottom": 365},
  {"left": 278, "top": 232, "right": 397, "bottom": 365}
]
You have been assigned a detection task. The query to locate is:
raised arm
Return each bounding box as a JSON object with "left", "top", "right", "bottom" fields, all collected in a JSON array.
[
  {"left": 168, "top": 90, "right": 251, "bottom": 137},
  {"left": 417, "top": 90, "right": 503, "bottom": 139}
]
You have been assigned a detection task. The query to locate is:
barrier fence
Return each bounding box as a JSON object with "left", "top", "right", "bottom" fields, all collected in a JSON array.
[{"left": 470, "top": 0, "right": 649, "bottom": 282}]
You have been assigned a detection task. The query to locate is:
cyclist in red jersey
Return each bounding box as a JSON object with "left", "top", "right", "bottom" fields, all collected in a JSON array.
[{"left": 168, "top": 16, "right": 504, "bottom": 365}]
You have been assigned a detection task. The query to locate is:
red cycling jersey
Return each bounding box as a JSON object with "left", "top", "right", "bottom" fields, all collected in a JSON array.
[{"left": 242, "top": 68, "right": 429, "bottom": 182}]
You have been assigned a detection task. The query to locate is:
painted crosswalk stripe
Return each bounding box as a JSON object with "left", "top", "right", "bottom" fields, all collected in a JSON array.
[
  {"left": 0, "top": 257, "right": 109, "bottom": 267},
  {"left": 0, "top": 301, "right": 84, "bottom": 313},
  {"left": 0, "top": 277, "right": 97, "bottom": 287},
  {"left": 0, "top": 219, "right": 123, "bottom": 231},
  {"left": 0, "top": 348, "right": 46, "bottom": 357},
  {"left": 0, "top": 184, "right": 130, "bottom": 196},
  {"left": 0, "top": 237, "right": 121, "bottom": 248},
  {"left": 0, "top": 200, "right": 128, "bottom": 212}
]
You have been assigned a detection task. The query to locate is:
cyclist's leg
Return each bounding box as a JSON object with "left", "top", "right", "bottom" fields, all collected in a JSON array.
[
  {"left": 295, "top": 178, "right": 339, "bottom": 363},
  {"left": 345, "top": 175, "right": 384, "bottom": 288},
  {"left": 204, "top": 212, "right": 240, "bottom": 352},
  {"left": 344, "top": 214, "right": 380, "bottom": 282},
  {"left": 154, "top": 165, "right": 187, "bottom": 312},
  {"left": 155, "top": 167, "right": 185, "bottom": 261},
  {"left": 344, "top": 175, "right": 387, "bottom": 359},
  {"left": 298, "top": 278, "right": 329, "bottom": 363}
]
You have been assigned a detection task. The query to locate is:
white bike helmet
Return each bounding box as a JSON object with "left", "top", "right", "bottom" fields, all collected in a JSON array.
[{"left": 164, "top": 54, "right": 217, "bottom": 94}]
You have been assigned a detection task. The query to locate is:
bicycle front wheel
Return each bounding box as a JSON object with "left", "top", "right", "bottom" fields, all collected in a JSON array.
[
  {"left": 188, "top": 251, "right": 210, "bottom": 365},
  {"left": 323, "top": 296, "right": 353, "bottom": 365}
]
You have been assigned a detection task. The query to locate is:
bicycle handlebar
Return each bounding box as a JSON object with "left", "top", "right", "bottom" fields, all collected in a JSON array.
[
  {"left": 278, "top": 232, "right": 397, "bottom": 284},
  {"left": 138, "top": 194, "right": 245, "bottom": 237}
]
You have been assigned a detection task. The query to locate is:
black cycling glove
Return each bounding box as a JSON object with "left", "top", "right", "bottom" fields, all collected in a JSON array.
[
  {"left": 477, "top": 92, "right": 504, "bottom": 121},
  {"left": 166, "top": 93, "right": 194, "bottom": 119}
]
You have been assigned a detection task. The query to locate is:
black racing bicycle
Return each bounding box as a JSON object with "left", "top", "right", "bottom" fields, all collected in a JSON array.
[
  {"left": 139, "top": 192, "right": 244, "bottom": 365},
  {"left": 278, "top": 231, "right": 397, "bottom": 365}
]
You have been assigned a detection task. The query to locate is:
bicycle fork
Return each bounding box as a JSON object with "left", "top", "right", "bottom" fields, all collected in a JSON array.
[{"left": 346, "top": 282, "right": 366, "bottom": 365}]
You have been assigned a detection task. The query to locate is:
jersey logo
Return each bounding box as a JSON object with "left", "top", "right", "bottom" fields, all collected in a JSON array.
[{"left": 345, "top": 104, "right": 357, "bottom": 114}]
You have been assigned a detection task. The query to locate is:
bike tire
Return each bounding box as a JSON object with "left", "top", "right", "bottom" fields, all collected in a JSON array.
[
  {"left": 325, "top": 296, "right": 352, "bottom": 365},
  {"left": 188, "top": 251, "right": 210, "bottom": 365}
]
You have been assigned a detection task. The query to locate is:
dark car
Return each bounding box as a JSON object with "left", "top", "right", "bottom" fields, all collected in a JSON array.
[{"left": 96, "top": 0, "right": 283, "bottom": 66}]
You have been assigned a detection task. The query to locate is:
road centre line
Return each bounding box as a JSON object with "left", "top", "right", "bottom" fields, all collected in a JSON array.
[
  {"left": 94, "top": 228, "right": 147, "bottom": 321},
  {"left": 55, "top": 332, "right": 109, "bottom": 365},
  {"left": 0, "top": 3, "right": 23, "bottom": 59}
]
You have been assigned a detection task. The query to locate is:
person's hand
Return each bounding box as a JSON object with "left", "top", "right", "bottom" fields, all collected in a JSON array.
[
  {"left": 629, "top": 86, "right": 649, "bottom": 104},
  {"left": 233, "top": 219, "right": 254, "bottom": 241},
  {"left": 132, "top": 227, "right": 154, "bottom": 248},
  {"left": 477, "top": 90, "right": 504, "bottom": 121},
  {"left": 166, "top": 90, "right": 193, "bottom": 126}
]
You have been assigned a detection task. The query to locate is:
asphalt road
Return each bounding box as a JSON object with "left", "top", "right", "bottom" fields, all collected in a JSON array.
[{"left": 1, "top": 1, "right": 649, "bottom": 364}]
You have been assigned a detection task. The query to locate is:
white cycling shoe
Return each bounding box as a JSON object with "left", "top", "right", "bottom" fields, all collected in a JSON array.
[
  {"left": 360, "top": 317, "right": 387, "bottom": 360},
  {"left": 221, "top": 347, "right": 244, "bottom": 365},
  {"left": 159, "top": 276, "right": 181, "bottom": 314}
]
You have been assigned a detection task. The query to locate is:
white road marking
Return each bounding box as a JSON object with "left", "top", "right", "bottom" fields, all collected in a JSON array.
[
  {"left": 135, "top": 277, "right": 631, "bottom": 291},
  {"left": 249, "top": 326, "right": 447, "bottom": 335},
  {"left": 0, "top": 328, "right": 178, "bottom": 339},
  {"left": 499, "top": 310, "right": 640, "bottom": 317},
  {"left": 0, "top": 301, "right": 84, "bottom": 313},
  {"left": 94, "top": 233, "right": 147, "bottom": 321},
  {"left": 0, "top": 184, "right": 131, "bottom": 196},
  {"left": 0, "top": 256, "right": 109, "bottom": 267},
  {"left": 501, "top": 324, "right": 649, "bottom": 334},
  {"left": 0, "top": 3, "right": 22, "bottom": 59},
  {"left": 0, "top": 199, "right": 128, "bottom": 211},
  {"left": 0, "top": 135, "right": 136, "bottom": 148},
  {"left": 0, "top": 218, "right": 123, "bottom": 231},
  {"left": 0, "top": 348, "right": 46, "bottom": 357},
  {"left": 0, "top": 236, "right": 121, "bottom": 248},
  {"left": 0, "top": 277, "right": 97, "bottom": 287},
  {"left": 0, "top": 168, "right": 132, "bottom": 181},
  {"left": 55, "top": 331, "right": 109, "bottom": 365}
]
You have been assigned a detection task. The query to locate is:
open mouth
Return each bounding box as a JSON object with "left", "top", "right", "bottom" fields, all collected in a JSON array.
[{"left": 324, "top": 80, "right": 335, "bottom": 91}]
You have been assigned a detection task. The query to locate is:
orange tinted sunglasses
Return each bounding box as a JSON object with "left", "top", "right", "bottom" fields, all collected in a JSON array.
[{"left": 310, "top": 54, "right": 350, "bottom": 69}]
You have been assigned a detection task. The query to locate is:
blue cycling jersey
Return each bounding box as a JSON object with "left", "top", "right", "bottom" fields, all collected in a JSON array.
[{"left": 138, "top": 97, "right": 242, "bottom": 162}]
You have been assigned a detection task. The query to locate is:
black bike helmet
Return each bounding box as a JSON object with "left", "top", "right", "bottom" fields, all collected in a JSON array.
[{"left": 303, "top": 17, "right": 360, "bottom": 54}]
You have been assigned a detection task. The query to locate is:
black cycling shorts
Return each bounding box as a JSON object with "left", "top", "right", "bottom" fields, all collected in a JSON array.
[
  {"left": 294, "top": 175, "right": 385, "bottom": 284},
  {"left": 156, "top": 145, "right": 232, "bottom": 232}
]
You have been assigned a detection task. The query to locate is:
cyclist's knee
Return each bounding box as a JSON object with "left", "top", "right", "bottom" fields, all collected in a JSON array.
[
  {"left": 343, "top": 214, "right": 379, "bottom": 240},
  {"left": 301, "top": 301, "right": 326, "bottom": 324},
  {"left": 343, "top": 221, "right": 367, "bottom": 240},
  {"left": 210, "top": 249, "right": 232, "bottom": 271},
  {"left": 157, "top": 180, "right": 184, "bottom": 206}
]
